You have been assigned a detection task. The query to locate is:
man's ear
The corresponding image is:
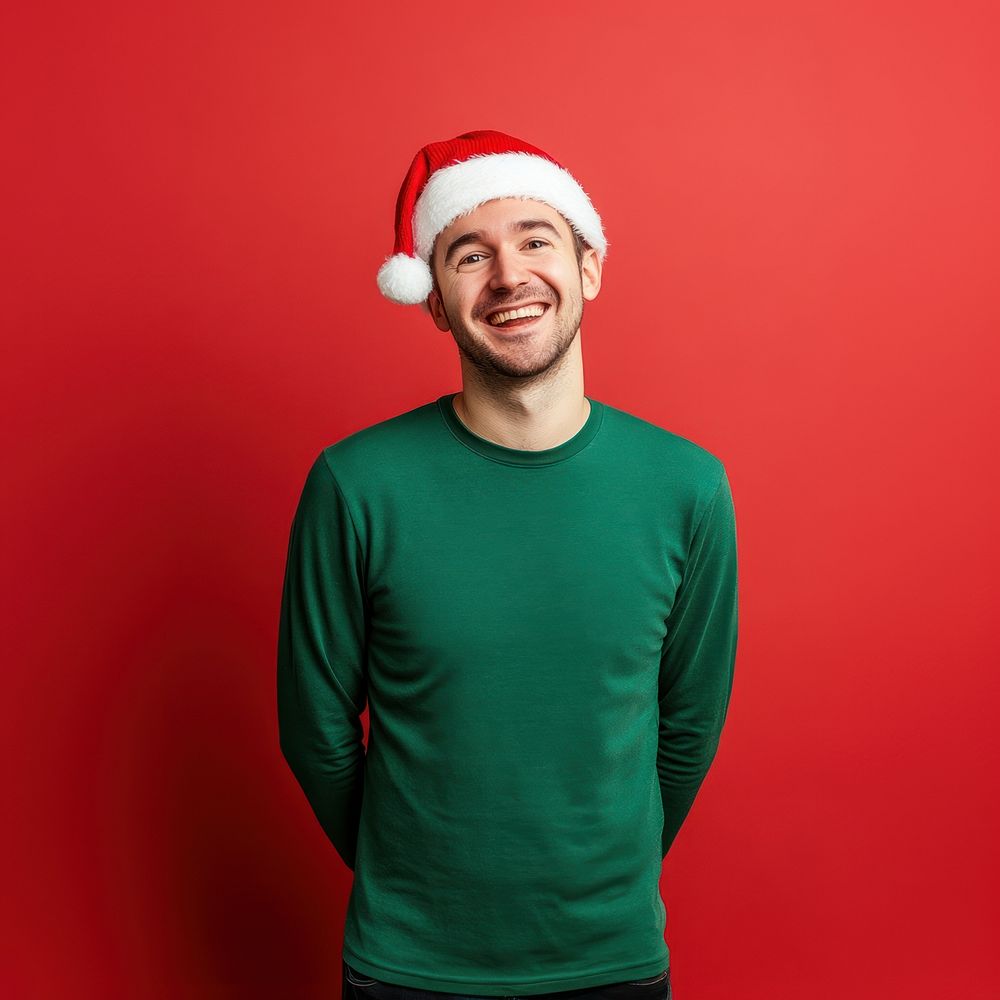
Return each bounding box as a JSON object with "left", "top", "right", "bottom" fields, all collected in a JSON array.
[
  {"left": 580, "top": 246, "right": 602, "bottom": 302},
  {"left": 424, "top": 243, "right": 450, "bottom": 331},
  {"left": 427, "top": 285, "right": 451, "bottom": 332}
]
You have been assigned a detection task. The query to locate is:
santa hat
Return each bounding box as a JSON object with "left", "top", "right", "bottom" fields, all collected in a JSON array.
[{"left": 376, "top": 129, "right": 608, "bottom": 309}]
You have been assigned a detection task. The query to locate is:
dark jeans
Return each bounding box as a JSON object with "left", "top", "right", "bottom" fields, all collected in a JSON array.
[{"left": 343, "top": 961, "right": 672, "bottom": 1000}]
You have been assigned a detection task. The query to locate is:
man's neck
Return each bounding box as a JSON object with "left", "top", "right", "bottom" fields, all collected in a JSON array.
[{"left": 452, "top": 389, "right": 591, "bottom": 452}]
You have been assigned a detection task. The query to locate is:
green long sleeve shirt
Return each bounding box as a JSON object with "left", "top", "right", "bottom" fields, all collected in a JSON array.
[{"left": 277, "top": 392, "right": 738, "bottom": 996}]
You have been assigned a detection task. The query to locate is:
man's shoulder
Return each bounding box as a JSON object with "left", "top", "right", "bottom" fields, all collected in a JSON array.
[
  {"left": 601, "top": 398, "right": 727, "bottom": 486},
  {"left": 317, "top": 396, "right": 443, "bottom": 483}
]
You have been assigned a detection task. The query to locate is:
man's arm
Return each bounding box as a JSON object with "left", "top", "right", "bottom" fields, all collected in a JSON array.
[
  {"left": 277, "top": 451, "right": 368, "bottom": 871},
  {"left": 658, "top": 466, "right": 739, "bottom": 859}
]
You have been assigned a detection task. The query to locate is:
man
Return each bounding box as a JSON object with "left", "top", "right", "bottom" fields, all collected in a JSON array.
[{"left": 277, "top": 130, "right": 738, "bottom": 1000}]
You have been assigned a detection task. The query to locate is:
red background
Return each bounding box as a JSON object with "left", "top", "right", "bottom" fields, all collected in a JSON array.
[{"left": 4, "top": 1, "right": 998, "bottom": 997}]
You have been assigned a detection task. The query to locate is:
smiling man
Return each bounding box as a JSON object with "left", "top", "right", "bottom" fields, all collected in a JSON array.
[{"left": 277, "top": 130, "right": 739, "bottom": 1000}]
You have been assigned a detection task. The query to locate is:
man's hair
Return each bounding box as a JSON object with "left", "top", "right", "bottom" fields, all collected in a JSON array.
[
  {"left": 429, "top": 220, "right": 591, "bottom": 299},
  {"left": 571, "top": 228, "right": 590, "bottom": 266}
]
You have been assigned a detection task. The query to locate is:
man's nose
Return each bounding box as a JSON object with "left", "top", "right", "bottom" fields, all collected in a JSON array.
[{"left": 488, "top": 245, "right": 531, "bottom": 291}]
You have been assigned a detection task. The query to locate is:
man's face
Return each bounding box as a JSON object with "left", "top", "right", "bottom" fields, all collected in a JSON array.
[{"left": 426, "top": 198, "right": 602, "bottom": 381}]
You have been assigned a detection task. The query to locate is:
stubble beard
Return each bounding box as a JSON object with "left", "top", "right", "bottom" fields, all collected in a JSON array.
[{"left": 445, "top": 279, "right": 585, "bottom": 383}]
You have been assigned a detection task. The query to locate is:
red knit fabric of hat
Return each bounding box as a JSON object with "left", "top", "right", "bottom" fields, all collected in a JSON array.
[{"left": 388, "top": 130, "right": 562, "bottom": 262}]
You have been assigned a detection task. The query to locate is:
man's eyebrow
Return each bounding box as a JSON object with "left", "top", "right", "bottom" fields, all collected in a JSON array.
[{"left": 442, "top": 219, "right": 563, "bottom": 266}]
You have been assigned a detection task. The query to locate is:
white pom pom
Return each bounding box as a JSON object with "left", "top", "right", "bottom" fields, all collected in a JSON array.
[{"left": 376, "top": 253, "right": 433, "bottom": 305}]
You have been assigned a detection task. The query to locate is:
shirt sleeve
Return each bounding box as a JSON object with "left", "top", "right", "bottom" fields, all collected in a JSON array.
[
  {"left": 277, "top": 450, "right": 369, "bottom": 871},
  {"left": 657, "top": 466, "right": 739, "bottom": 860}
]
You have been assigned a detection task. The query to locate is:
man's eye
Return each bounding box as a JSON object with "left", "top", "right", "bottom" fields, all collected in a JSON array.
[{"left": 459, "top": 241, "right": 548, "bottom": 266}]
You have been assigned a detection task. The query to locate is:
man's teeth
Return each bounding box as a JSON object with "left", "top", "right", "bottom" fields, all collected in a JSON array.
[{"left": 488, "top": 305, "right": 547, "bottom": 326}]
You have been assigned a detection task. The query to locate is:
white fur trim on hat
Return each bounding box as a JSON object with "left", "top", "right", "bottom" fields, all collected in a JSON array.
[{"left": 412, "top": 151, "right": 607, "bottom": 265}]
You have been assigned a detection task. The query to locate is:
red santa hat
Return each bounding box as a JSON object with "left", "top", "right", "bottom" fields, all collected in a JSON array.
[{"left": 376, "top": 129, "right": 608, "bottom": 308}]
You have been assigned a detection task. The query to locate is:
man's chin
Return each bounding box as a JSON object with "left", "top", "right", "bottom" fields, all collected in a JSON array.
[{"left": 469, "top": 346, "right": 568, "bottom": 380}]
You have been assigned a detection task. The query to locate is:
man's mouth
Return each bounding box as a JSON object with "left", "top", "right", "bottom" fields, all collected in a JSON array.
[{"left": 482, "top": 303, "right": 551, "bottom": 330}]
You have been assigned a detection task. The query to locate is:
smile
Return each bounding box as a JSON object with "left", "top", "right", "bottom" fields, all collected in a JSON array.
[{"left": 483, "top": 303, "right": 551, "bottom": 329}]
